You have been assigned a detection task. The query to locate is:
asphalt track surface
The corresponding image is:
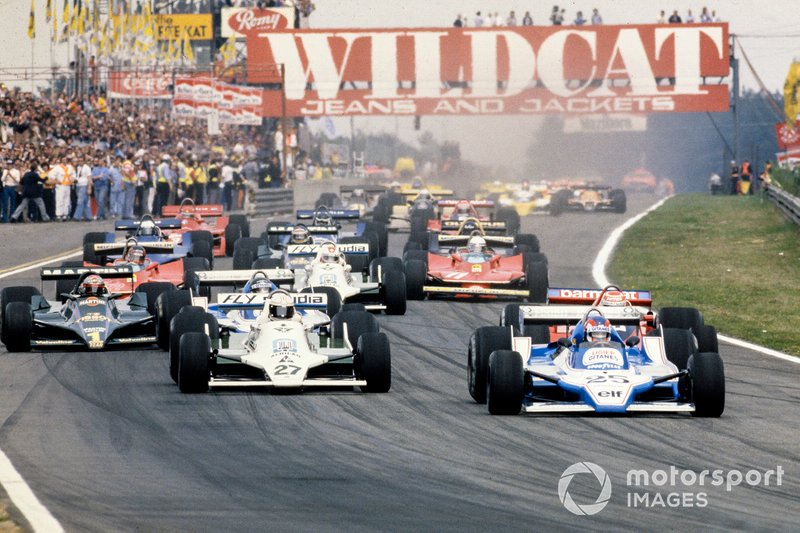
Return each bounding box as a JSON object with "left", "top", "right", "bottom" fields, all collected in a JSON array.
[{"left": 0, "top": 195, "right": 798, "bottom": 531}]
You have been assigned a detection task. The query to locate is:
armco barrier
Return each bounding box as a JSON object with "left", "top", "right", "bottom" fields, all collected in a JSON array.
[
  {"left": 248, "top": 188, "right": 294, "bottom": 217},
  {"left": 766, "top": 185, "right": 800, "bottom": 226}
]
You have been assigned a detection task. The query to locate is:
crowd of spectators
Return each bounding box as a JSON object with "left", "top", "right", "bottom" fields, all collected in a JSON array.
[
  {"left": 453, "top": 5, "right": 723, "bottom": 27},
  {"left": 0, "top": 87, "right": 285, "bottom": 224}
]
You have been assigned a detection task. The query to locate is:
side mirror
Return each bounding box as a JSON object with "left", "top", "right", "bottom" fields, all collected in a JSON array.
[
  {"left": 625, "top": 336, "right": 640, "bottom": 348},
  {"left": 557, "top": 337, "right": 572, "bottom": 348}
]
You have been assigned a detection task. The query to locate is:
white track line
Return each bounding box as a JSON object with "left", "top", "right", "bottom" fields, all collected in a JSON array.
[
  {"left": 593, "top": 196, "right": 800, "bottom": 365},
  {"left": 0, "top": 252, "right": 76, "bottom": 532},
  {"left": 0, "top": 250, "right": 81, "bottom": 280}
]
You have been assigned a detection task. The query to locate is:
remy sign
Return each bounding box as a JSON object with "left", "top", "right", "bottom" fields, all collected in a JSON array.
[{"left": 248, "top": 24, "right": 729, "bottom": 117}]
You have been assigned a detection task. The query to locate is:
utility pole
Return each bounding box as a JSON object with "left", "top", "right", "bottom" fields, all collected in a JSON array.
[
  {"left": 280, "top": 63, "right": 287, "bottom": 179},
  {"left": 730, "top": 34, "right": 741, "bottom": 166}
]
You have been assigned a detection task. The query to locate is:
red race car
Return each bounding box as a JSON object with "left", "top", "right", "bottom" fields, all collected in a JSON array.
[
  {"left": 66, "top": 239, "right": 210, "bottom": 299},
  {"left": 160, "top": 199, "right": 250, "bottom": 257},
  {"left": 403, "top": 234, "right": 548, "bottom": 302}
]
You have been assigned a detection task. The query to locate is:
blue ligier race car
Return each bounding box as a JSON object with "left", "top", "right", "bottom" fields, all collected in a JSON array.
[{"left": 467, "top": 285, "right": 725, "bottom": 417}]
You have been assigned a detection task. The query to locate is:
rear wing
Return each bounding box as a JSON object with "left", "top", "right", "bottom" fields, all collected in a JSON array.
[
  {"left": 286, "top": 243, "right": 369, "bottom": 256},
  {"left": 40, "top": 266, "right": 137, "bottom": 280},
  {"left": 161, "top": 204, "right": 224, "bottom": 217},
  {"left": 296, "top": 209, "right": 360, "bottom": 220},
  {"left": 519, "top": 304, "right": 648, "bottom": 326},
  {"left": 215, "top": 291, "right": 327, "bottom": 310},
  {"left": 547, "top": 288, "right": 653, "bottom": 306},
  {"left": 114, "top": 219, "right": 182, "bottom": 231},
  {"left": 435, "top": 234, "right": 515, "bottom": 249},
  {"left": 194, "top": 269, "right": 295, "bottom": 286},
  {"left": 266, "top": 224, "right": 339, "bottom": 235},
  {"left": 340, "top": 185, "right": 387, "bottom": 194},
  {"left": 400, "top": 188, "right": 454, "bottom": 197},
  {"left": 93, "top": 241, "right": 176, "bottom": 254},
  {"left": 440, "top": 220, "right": 507, "bottom": 233},
  {"left": 437, "top": 199, "right": 495, "bottom": 208}
]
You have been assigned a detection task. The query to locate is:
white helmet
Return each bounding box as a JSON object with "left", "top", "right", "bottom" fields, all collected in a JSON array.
[
  {"left": 267, "top": 290, "right": 295, "bottom": 320},
  {"left": 467, "top": 235, "right": 487, "bottom": 254},
  {"left": 318, "top": 242, "right": 341, "bottom": 264}
]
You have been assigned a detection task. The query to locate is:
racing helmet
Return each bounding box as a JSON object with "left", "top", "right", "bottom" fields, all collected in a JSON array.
[
  {"left": 79, "top": 274, "right": 108, "bottom": 296},
  {"left": 319, "top": 243, "right": 341, "bottom": 264},
  {"left": 267, "top": 290, "right": 295, "bottom": 320},
  {"left": 456, "top": 200, "right": 471, "bottom": 215},
  {"left": 124, "top": 245, "right": 147, "bottom": 265},
  {"left": 314, "top": 209, "right": 333, "bottom": 227},
  {"left": 417, "top": 189, "right": 432, "bottom": 201},
  {"left": 290, "top": 224, "right": 312, "bottom": 245},
  {"left": 250, "top": 273, "right": 272, "bottom": 294},
  {"left": 585, "top": 316, "right": 612, "bottom": 342},
  {"left": 600, "top": 290, "right": 627, "bottom": 307},
  {"left": 411, "top": 177, "right": 424, "bottom": 189},
  {"left": 139, "top": 219, "right": 158, "bottom": 236},
  {"left": 467, "top": 235, "right": 487, "bottom": 254}
]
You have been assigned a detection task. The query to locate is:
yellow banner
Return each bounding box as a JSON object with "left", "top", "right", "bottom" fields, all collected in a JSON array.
[{"left": 112, "top": 13, "right": 212, "bottom": 41}]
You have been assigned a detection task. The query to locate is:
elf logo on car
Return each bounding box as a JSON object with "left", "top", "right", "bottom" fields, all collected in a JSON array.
[{"left": 583, "top": 348, "right": 623, "bottom": 367}]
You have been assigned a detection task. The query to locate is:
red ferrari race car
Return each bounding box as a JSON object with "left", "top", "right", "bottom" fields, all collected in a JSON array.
[
  {"left": 160, "top": 199, "right": 250, "bottom": 257},
  {"left": 407, "top": 199, "right": 519, "bottom": 250},
  {"left": 403, "top": 233, "right": 548, "bottom": 302},
  {"left": 60, "top": 239, "right": 210, "bottom": 299}
]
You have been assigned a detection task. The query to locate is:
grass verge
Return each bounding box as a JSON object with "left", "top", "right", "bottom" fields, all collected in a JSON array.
[{"left": 608, "top": 193, "right": 800, "bottom": 356}]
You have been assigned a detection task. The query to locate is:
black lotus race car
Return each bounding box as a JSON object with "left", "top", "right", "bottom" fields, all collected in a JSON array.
[{"left": 0, "top": 266, "right": 191, "bottom": 351}]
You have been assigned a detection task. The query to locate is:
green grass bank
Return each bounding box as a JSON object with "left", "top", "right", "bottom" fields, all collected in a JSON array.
[{"left": 608, "top": 193, "right": 800, "bottom": 355}]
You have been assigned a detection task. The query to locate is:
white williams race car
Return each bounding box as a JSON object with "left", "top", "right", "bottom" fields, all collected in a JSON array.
[
  {"left": 293, "top": 241, "right": 407, "bottom": 315},
  {"left": 174, "top": 289, "right": 391, "bottom": 394}
]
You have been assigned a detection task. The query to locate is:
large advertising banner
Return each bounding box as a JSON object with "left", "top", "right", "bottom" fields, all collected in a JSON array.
[
  {"left": 108, "top": 71, "right": 173, "bottom": 99},
  {"left": 172, "top": 74, "right": 263, "bottom": 125},
  {"left": 220, "top": 7, "right": 296, "bottom": 38},
  {"left": 110, "top": 14, "right": 213, "bottom": 40},
  {"left": 247, "top": 24, "right": 730, "bottom": 117}
]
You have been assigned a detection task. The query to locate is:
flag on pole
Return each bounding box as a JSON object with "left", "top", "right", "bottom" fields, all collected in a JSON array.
[
  {"left": 46, "top": 0, "right": 51, "bottom": 21},
  {"left": 62, "top": 0, "right": 68, "bottom": 22},
  {"left": 183, "top": 38, "right": 194, "bottom": 63},
  {"left": 28, "top": 0, "right": 35, "bottom": 39}
]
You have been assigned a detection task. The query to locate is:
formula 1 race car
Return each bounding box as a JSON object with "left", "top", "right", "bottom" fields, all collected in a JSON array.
[
  {"left": 159, "top": 198, "right": 250, "bottom": 256},
  {"left": 171, "top": 289, "right": 391, "bottom": 394},
  {"left": 403, "top": 233, "right": 548, "bottom": 302},
  {"left": 0, "top": 268, "right": 190, "bottom": 351},
  {"left": 292, "top": 242, "right": 407, "bottom": 314},
  {"left": 314, "top": 185, "right": 389, "bottom": 217},
  {"left": 427, "top": 199, "right": 516, "bottom": 233},
  {"left": 240, "top": 207, "right": 388, "bottom": 270},
  {"left": 467, "top": 286, "right": 723, "bottom": 416},
  {"left": 374, "top": 184, "right": 454, "bottom": 232},
  {"left": 81, "top": 215, "right": 214, "bottom": 266},
  {"left": 490, "top": 181, "right": 553, "bottom": 216},
  {"left": 548, "top": 183, "right": 626, "bottom": 215},
  {"left": 69, "top": 238, "right": 210, "bottom": 298}
]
